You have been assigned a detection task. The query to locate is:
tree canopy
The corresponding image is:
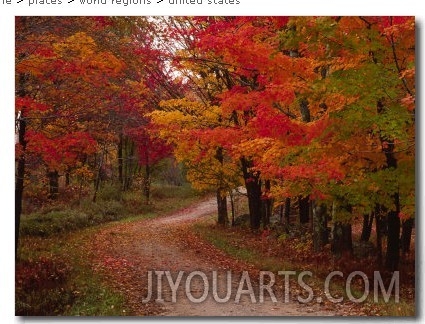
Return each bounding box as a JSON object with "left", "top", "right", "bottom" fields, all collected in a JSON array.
[{"left": 16, "top": 16, "right": 415, "bottom": 271}]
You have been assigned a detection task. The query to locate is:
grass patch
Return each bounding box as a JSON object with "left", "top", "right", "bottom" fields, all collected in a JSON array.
[
  {"left": 193, "top": 222, "right": 293, "bottom": 273},
  {"left": 377, "top": 300, "right": 416, "bottom": 316},
  {"left": 20, "top": 183, "right": 200, "bottom": 238}
]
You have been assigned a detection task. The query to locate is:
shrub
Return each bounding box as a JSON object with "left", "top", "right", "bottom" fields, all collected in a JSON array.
[
  {"left": 20, "top": 183, "right": 202, "bottom": 237},
  {"left": 20, "top": 210, "right": 89, "bottom": 237},
  {"left": 15, "top": 256, "right": 74, "bottom": 316},
  {"left": 150, "top": 183, "right": 196, "bottom": 199},
  {"left": 97, "top": 183, "right": 122, "bottom": 201}
]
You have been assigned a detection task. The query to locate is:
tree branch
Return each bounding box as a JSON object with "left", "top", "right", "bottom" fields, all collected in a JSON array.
[{"left": 273, "top": 102, "right": 297, "bottom": 119}]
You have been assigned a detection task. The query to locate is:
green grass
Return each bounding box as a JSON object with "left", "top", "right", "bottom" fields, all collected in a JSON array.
[
  {"left": 20, "top": 183, "right": 200, "bottom": 238},
  {"left": 193, "top": 222, "right": 295, "bottom": 273},
  {"left": 377, "top": 300, "right": 415, "bottom": 316},
  {"left": 62, "top": 229, "right": 128, "bottom": 316},
  {"left": 16, "top": 183, "right": 205, "bottom": 316}
]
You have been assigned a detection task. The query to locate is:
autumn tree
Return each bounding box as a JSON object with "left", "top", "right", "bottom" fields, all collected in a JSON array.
[
  {"left": 15, "top": 17, "right": 116, "bottom": 255},
  {"left": 149, "top": 17, "right": 245, "bottom": 226},
  {"left": 15, "top": 16, "right": 179, "bottom": 254},
  {"left": 16, "top": 16, "right": 415, "bottom": 270},
  {"left": 150, "top": 16, "right": 414, "bottom": 269}
]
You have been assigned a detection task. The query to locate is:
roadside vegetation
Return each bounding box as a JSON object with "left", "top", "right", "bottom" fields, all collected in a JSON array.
[
  {"left": 16, "top": 183, "right": 202, "bottom": 316},
  {"left": 192, "top": 215, "right": 415, "bottom": 316}
]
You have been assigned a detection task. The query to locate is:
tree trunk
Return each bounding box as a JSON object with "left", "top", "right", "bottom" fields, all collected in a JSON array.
[
  {"left": 230, "top": 192, "right": 236, "bottom": 226},
  {"left": 385, "top": 204, "right": 400, "bottom": 271},
  {"left": 144, "top": 163, "right": 151, "bottom": 205},
  {"left": 382, "top": 137, "right": 401, "bottom": 271},
  {"left": 15, "top": 110, "right": 27, "bottom": 259},
  {"left": 299, "top": 97, "right": 311, "bottom": 122},
  {"left": 375, "top": 212, "right": 384, "bottom": 266},
  {"left": 262, "top": 180, "right": 272, "bottom": 228},
  {"left": 401, "top": 218, "right": 414, "bottom": 253},
  {"left": 48, "top": 170, "right": 59, "bottom": 199},
  {"left": 15, "top": 70, "right": 29, "bottom": 259},
  {"left": 282, "top": 197, "right": 291, "bottom": 233},
  {"left": 331, "top": 222, "right": 353, "bottom": 258},
  {"left": 378, "top": 99, "right": 401, "bottom": 271},
  {"left": 241, "top": 157, "right": 262, "bottom": 230},
  {"left": 65, "top": 168, "right": 70, "bottom": 186},
  {"left": 279, "top": 204, "right": 284, "bottom": 223},
  {"left": 143, "top": 142, "right": 151, "bottom": 204},
  {"left": 216, "top": 189, "right": 229, "bottom": 226},
  {"left": 214, "top": 146, "right": 229, "bottom": 226},
  {"left": 123, "top": 139, "right": 135, "bottom": 191},
  {"left": 118, "top": 132, "right": 123, "bottom": 186},
  {"left": 360, "top": 212, "right": 374, "bottom": 242},
  {"left": 298, "top": 195, "right": 309, "bottom": 224},
  {"left": 312, "top": 202, "right": 328, "bottom": 252},
  {"left": 92, "top": 152, "right": 104, "bottom": 202}
]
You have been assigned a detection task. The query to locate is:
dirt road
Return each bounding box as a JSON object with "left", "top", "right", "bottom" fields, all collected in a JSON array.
[{"left": 88, "top": 196, "right": 354, "bottom": 316}]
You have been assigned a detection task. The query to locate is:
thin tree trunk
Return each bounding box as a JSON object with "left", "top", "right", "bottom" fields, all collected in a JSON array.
[
  {"left": 118, "top": 132, "right": 123, "bottom": 186},
  {"left": 401, "top": 218, "right": 414, "bottom": 253},
  {"left": 283, "top": 197, "right": 291, "bottom": 233},
  {"left": 241, "top": 157, "right": 262, "bottom": 230},
  {"left": 385, "top": 203, "right": 401, "bottom": 271},
  {"left": 144, "top": 163, "right": 151, "bottom": 205},
  {"left": 375, "top": 211, "right": 384, "bottom": 266},
  {"left": 214, "top": 146, "right": 229, "bottom": 226},
  {"left": 312, "top": 202, "right": 328, "bottom": 252},
  {"left": 124, "top": 140, "right": 135, "bottom": 191},
  {"left": 78, "top": 174, "right": 84, "bottom": 205},
  {"left": 360, "top": 212, "right": 374, "bottom": 242},
  {"left": 15, "top": 69, "right": 29, "bottom": 259},
  {"left": 48, "top": 170, "right": 59, "bottom": 199},
  {"left": 65, "top": 167, "right": 71, "bottom": 187},
  {"left": 299, "top": 195, "right": 309, "bottom": 224},
  {"left": 217, "top": 188, "right": 229, "bottom": 226},
  {"left": 15, "top": 110, "right": 26, "bottom": 259},
  {"left": 92, "top": 152, "right": 104, "bottom": 202},
  {"left": 262, "top": 180, "right": 272, "bottom": 228},
  {"left": 230, "top": 191, "right": 236, "bottom": 227},
  {"left": 383, "top": 139, "right": 401, "bottom": 271},
  {"left": 142, "top": 141, "right": 151, "bottom": 204},
  {"left": 331, "top": 222, "right": 353, "bottom": 258}
]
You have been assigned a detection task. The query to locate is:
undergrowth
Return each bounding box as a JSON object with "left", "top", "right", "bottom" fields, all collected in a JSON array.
[
  {"left": 20, "top": 183, "right": 199, "bottom": 237},
  {"left": 192, "top": 221, "right": 415, "bottom": 316}
]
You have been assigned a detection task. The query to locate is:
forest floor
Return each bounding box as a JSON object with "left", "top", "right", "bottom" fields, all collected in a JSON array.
[{"left": 84, "top": 195, "right": 404, "bottom": 316}]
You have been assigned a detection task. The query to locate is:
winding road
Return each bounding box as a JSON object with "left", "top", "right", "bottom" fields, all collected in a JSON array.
[{"left": 88, "top": 196, "right": 356, "bottom": 316}]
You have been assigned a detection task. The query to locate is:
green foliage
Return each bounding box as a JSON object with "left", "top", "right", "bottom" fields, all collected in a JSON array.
[
  {"left": 193, "top": 223, "right": 261, "bottom": 265},
  {"left": 64, "top": 280, "right": 127, "bottom": 316},
  {"left": 20, "top": 201, "right": 129, "bottom": 237},
  {"left": 20, "top": 210, "right": 90, "bottom": 237},
  {"left": 153, "top": 157, "right": 187, "bottom": 186},
  {"left": 97, "top": 183, "right": 123, "bottom": 201},
  {"left": 377, "top": 300, "right": 415, "bottom": 316},
  {"left": 150, "top": 182, "right": 196, "bottom": 199}
]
